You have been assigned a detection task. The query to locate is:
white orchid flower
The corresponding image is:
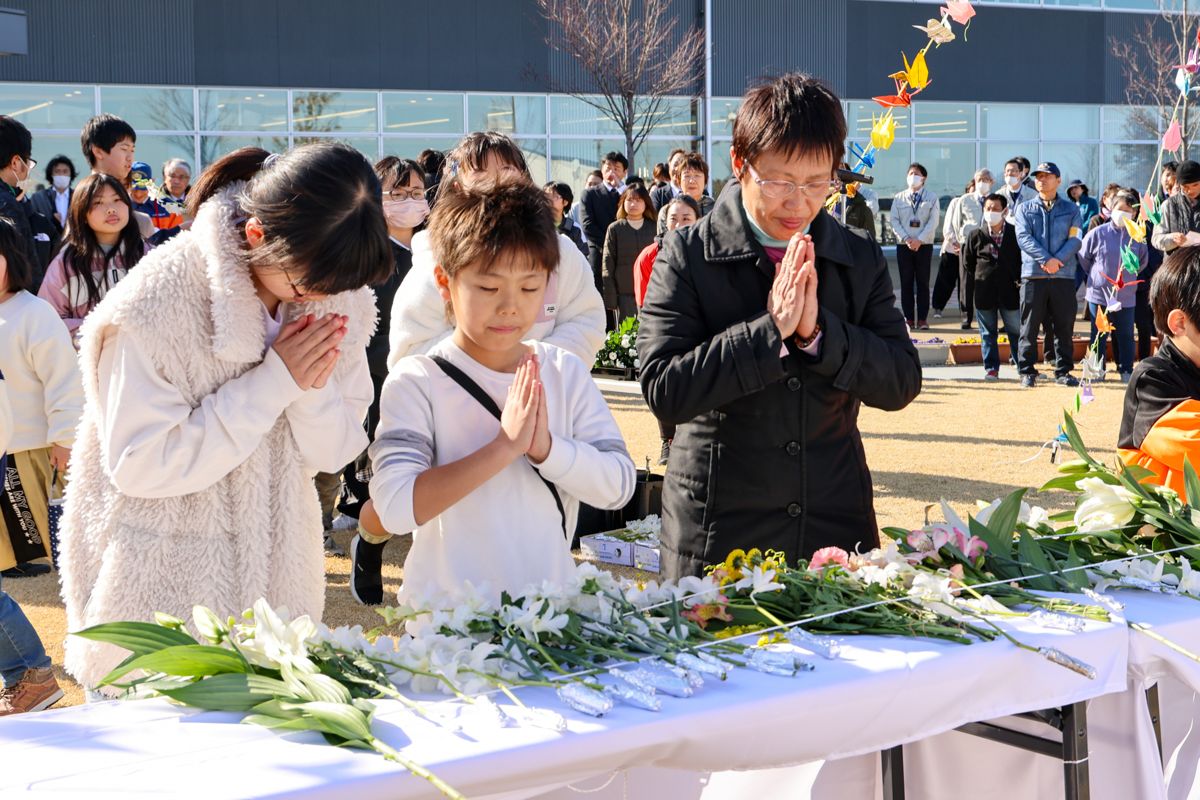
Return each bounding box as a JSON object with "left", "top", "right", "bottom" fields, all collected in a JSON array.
[
  {"left": 1177, "top": 560, "right": 1200, "bottom": 598},
  {"left": 733, "top": 565, "right": 784, "bottom": 597},
  {"left": 908, "top": 573, "right": 956, "bottom": 607},
  {"left": 975, "top": 498, "right": 1052, "bottom": 530},
  {"left": 1074, "top": 478, "right": 1138, "bottom": 532}
]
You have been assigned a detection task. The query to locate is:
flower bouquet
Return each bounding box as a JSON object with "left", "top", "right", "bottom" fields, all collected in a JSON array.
[{"left": 593, "top": 316, "right": 639, "bottom": 377}]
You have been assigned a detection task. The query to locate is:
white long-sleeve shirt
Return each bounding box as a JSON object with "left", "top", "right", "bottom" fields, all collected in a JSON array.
[
  {"left": 370, "top": 339, "right": 635, "bottom": 603},
  {"left": 0, "top": 291, "right": 83, "bottom": 454},
  {"left": 95, "top": 310, "right": 372, "bottom": 499},
  {"left": 386, "top": 230, "right": 606, "bottom": 370},
  {"left": 0, "top": 372, "right": 12, "bottom": 456}
]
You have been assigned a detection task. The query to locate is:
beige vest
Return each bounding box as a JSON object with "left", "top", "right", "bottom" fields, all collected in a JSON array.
[{"left": 59, "top": 184, "right": 376, "bottom": 688}]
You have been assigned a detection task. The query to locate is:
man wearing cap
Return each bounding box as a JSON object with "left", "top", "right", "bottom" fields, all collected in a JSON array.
[
  {"left": 1014, "top": 162, "right": 1083, "bottom": 388},
  {"left": 128, "top": 160, "right": 183, "bottom": 244},
  {"left": 1152, "top": 159, "right": 1200, "bottom": 253}
]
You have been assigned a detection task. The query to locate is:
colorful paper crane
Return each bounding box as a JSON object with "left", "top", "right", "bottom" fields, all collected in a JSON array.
[
  {"left": 1164, "top": 119, "right": 1184, "bottom": 153},
  {"left": 1104, "top": 271, "right": 1144, "bottom": 293},
  {"left": 1094, "top": 307, "right": 1116, "bottom": 335},
  {"left": 1080, "top": 382, "right": 1095, "bottom": 407},
  {"left": 1123, "top": 215, "right": 1147, "bottom": 243},
  {"left": 941, "top": 1, "right": 976, "bottom": 25},
  {"left": 1119, "top": 244, "right": 1142, "bottom": 277},
  {"left": 913, "top": 18, "right": 956, "bottom": 46},
  {"left": 1177, "top": 67, "right": 1192, "bottom": 97},
  {"left": 1176, "top": 45, "right": 1200, "bottom": 74},
  {"left": 889, "top": 51, "right": 930, "bottom": 92},
  {"left": 870, "top": 110, "right": 897, "bottom": 150},
  {"left": 873, "top": 83, "right": 916, "bottom": 108},
  {"left": 849, "top": 142, "right": 876, "bottom": 170},
  {"left": 1144, "top": 195, "right": 1163, "bottom": 226}
]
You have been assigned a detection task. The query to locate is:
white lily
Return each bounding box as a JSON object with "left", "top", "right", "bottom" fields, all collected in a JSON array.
[
  {"left": 1178, "top": 560, "right": 1200, "bottom": 598},
  {"left": 1074, "top": 478, "right": 1138, "bottom": 532},
  {"left": 733, "top": 565, "right": 784, "bottom": 597},
  {"left": 237, "top": 598, "right": 319, "bottom": 674},
  {"left": 908, "top": 573, "right": 956, "bottom": 607}
]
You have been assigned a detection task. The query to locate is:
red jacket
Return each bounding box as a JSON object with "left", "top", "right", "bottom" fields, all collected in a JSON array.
[{"left": 634, "top": 241, "right": 658, "bottom": 308}]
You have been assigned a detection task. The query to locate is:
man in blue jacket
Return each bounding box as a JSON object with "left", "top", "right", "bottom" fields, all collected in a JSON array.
[{"left": 1014, "top": 162, "right": 1082, "bottom": 388}]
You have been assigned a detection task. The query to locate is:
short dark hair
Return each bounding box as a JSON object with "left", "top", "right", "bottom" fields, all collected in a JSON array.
[
  {"left": 731, "top": 73, "right": 846, "bottom": 172},
  {"left": 0, "top": 115, "right": 32, "bottom": 169},
  {"left": 1151, "top": 247, "right": 1200, "bottom": 337},
  {"left": 43, "top": 154, "right": 77, "bottom": 184},
  {"left": 674, "top": 152, "right": 709, "bottom": 181},
  {"left": 81, "top": 114, "right": 136, "bottom": 167},
  {"left": 1014, "top": 156, "right": 1031, "bottom": 171},
  {"left": 375, "top": 156, "right": 424, "bottom": 191},
  {"left": 442, "top": 131, "right": 531, "bottom": 193},
  {"left": 984, "top": 192, "right": 1008, "bottom": 210},
  {"left": 666, "top": 194, "right": 702, "bottom": 217},
  {"left": 417, "top": 148, "right": 446, "bottom": 180},
  {"left": 602, "top": 151, "right": 628, "bottom": 170},
  {"left": 616, "top": 183, "right": 657, "bottom": 222},
  {"left": 625, "top": 174, "right": 646, "bottom": 187},
  {"left": 543, "top": 180, "right": 574, "bottom": 211},
  {"left": 588, "top": 169, "right": 603, "bottom": 180},
  {"left": 428, "top": 180, "right": 559, "bottom": 280},
  {"left": 1163, "top": 161, "right": 1180, "bottom": 174},
  {"left": 908, "top": 162, "right": 928, "bottom": 178},
  {"left": 652, "top": 162, "right": 670, "bottom": 182},
  {"left": 1004, "top": 159, "right": 1022, "bottom": 171},
  {"left": 0, "top": 215, "right": 33, "bottom": 293}
]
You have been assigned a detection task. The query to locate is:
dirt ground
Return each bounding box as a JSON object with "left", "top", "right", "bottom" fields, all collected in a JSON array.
[{"left": 7, "top": 356, "right": 1126, "bottom": 709}]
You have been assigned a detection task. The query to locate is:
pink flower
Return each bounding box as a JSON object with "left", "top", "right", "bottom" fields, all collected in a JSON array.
[
  {"left": 907, "top": 529, "right": 933, "bottom": 550},
  {"left": 929, "top": 524, "right": 954, "bottom": 551},
  {"left": 950, "top": 528, "right": 988, "bottom": 559},
  {"left": 682, "top": 601, "right": 733, "bottom": 629},
  {"left": 810, "top": 547, "right": 851, "bottom": 571},
  {"left": 948, "top": 563, "right": 965, "bottom": 595}
]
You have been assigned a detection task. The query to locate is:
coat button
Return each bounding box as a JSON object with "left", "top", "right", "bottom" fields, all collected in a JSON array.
[
  {"left": 787, "top": 377, "right": 802, "bottom": 391},
  {"left": 787, "top": 502, "right": 802, "bottom": 517},
  {"left": 785, "top": 441, "right": 800, "bottom": 456}
]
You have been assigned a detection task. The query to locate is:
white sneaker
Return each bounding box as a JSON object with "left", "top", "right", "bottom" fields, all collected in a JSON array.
[
  {"left": 331, "top": 514, "right": 359, "bottom": 532},
  {"left": 323, "top": 534, "right": 346, "bottom": 557}
]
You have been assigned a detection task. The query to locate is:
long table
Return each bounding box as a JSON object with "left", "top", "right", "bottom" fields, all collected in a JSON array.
[{"left": 0, "top": 606, "right": 1129, "bottom": 799}]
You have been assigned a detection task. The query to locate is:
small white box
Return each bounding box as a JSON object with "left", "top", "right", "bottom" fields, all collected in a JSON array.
[
  {"left": 580, "top": 532, "right": 635, "bottom": 567},
  {"left": 633, "top": 542, "right": 660, "bottom": 573}
]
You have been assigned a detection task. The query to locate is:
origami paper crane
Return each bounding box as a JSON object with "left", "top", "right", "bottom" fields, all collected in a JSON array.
[
  {"left": 1177, "top": 67, "right": 1191, "bottom": 97},
  {"left": 1120, "top": 243, "right": 1142, "bottom": 276},
  {"left": 1123, "top": 215, "right": 1147, "bottom": 243},
  {"left": 1094, "top": 307, "right": 1116, "bottom": 334},
  {"left": 1176, "top": 45, "right": 1200, "bottom": 74},
  {"left": 873, "top": 85, "right": 915, "bottom": 108},
  {"left": 913, "top": 18, "right": 956, "bottom": 46},
  {"left": 941, "top": 1, "right": 975, "bottom": 25},
  {"left": 849, "top": 142, "right": 876, "bottom": 170},
  {"left": 889, "top": 51, "right": 930, "bottom": 91},
  {"left": 1145, "top": 195, "right": 1163, "bottom": 226},
  {"left": 1104, "top": 271, "right": 1144, "bottom": 293},
  {"left": 1164, "top": 119, "right": 1183, "bottom": 152},
  {"left": 1080, "top": 382, "right": 1095, "bottom": 406},
  {"left": 870, "top": 110, "right": 896, "bottom": 150}
]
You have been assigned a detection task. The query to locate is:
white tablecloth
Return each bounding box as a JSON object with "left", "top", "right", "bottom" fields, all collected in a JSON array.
[{"left": 0, "top": 610, "right": 1128, "bottom": 799}]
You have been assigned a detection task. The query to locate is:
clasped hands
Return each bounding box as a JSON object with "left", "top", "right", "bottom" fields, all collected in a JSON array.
[
  {"left": 768, "top": 233, "right": 820, "bottom": 342},
  {"left": 273, "top": 313, "right": 347, "bottom": 390}
]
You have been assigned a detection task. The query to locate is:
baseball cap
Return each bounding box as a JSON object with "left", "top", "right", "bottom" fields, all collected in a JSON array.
[
  {"left": 129, "top": 161, "right": 153, "bottom": 189},
  {"left": 1031, "top": 162, "right": 1061, "bottom": 178}
]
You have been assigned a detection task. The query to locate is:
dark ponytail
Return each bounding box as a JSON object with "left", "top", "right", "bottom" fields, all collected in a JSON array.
[{"left": 187, "top": 147, "right": 270, "bottom": 217}]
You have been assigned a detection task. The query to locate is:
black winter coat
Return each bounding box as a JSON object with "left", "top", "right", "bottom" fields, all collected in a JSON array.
[
  {"left": 366, "top": 240, "right": 413, "bottom": 378},
  {"left": 638, "top": 183, "right": 922, "bottom": 580}
]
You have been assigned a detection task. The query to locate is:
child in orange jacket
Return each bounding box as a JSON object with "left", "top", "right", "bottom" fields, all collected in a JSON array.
[{"left": 1119, "top": 246, "right": 1200, "bottom": 499}]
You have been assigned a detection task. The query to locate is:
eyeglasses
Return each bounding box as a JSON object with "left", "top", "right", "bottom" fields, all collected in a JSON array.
[
  {"left": 280, "top": 264, "right": 308, "bottom": 296},
  {"left": 385, "top": 187, "right": 426, "bottom": 201},
  {"left": 744, "top": 162, "right": 836, "bottom": 200},
  {"left": 24, "top": 157, "right": 36, "bottom": 170}
]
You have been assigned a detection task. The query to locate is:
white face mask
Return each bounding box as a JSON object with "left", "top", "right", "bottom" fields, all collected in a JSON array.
[
  {"left": 1005, "top": 175, "right": 1021, "bottom": 189},
  {"left": 976, "top": 181, "right": 993, "bottom": 196},
  {"left": 1110, "top": 208, "right": 1130, "bottom": 226},
  {"left": 983, "top": 210, "right": 1004, "bottom": 226},
  {"left": 52, "top": 174, "right": 71, "bottom": 191},
  {"left": 906, "top": 174, "right": 924, "bottom": 190}
]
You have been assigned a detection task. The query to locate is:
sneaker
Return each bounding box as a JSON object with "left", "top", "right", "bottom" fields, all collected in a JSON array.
[
  {"left": 349, "top": 531, "right": 387, "bottom": 606},
  {"left": 932, "top": 309, "right": 944, "bottom": 319},
  {"left": 905, "top": 318, "right": 916, "bottom": 330},
  {"left": 657, "top": 438, "right": 671, "bottom": 466},
  {"left": 984, "top": 369, "right": 999, "bottom": 381},
  {"left": 1021, "top": 374, "right": 1037, "bottom": 388},
  {"left": 961, "top": 320, "right": 972, "bottom": 330},
  {"left": 323, "top": 534, "right": 345, "bottom": 557},
  {"left": 0, "top": 667, "right": 63, "bottom": 716},
  {"left": 1120, "top": 371, "right": 1133, "bottom": 384},
  {"left": 330, "top": 514, "right": 359, "bottom": 532},
  {"left": 1055, "top": 375, "right": 1080, "bottom": 388},
  {"left": 0, "top": 562, "right": 51, "bottom": 578},
  {"left": 917, "top": 320, "right": 930, "bottom": 330}
]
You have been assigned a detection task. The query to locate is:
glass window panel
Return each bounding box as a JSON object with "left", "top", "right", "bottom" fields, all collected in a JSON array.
[
  {"left": 198, "top": 89, "right": 288, "bottom": 133},
  {"left": 380, "top": 136, "right": 461, "bottom": 162},
  {"left": 292, "top": 135, "right": 379, "bottom": 161},
  {"left": 549, "top": 95, "right": 694, "bottom": 139},
  {"left": 517, "top": 137, "right": 549, "bottom": 183},
  {"left": 709, "top": 98, "right": 741, "bottom": 138},
  {"left": 979, "top": 103, "right": 1038, "bottom": 140},
  {"left": 291, "top": 90, "right": 377, "bottom": 134},
  {"left": 1103, "top": 105, "right": 1159, "bottom": 141},
  {"left": 550, "top": 138, "right": 627, "bottom": 190},
  {"left": 1040, "top": 142, "right": 1099, "bottom": 189},
  {"left": 100, "top": 86, "right": 193, "bottom": 132},
  {"left": 382, "top": 92, "right": 463, "bottom": 134},
  {"left": 629, "top": 139, "right": 700, "bottom": 181},
  {"left": 709, "top": 142, "right": 733, "bottom": 198},
  {"left": 199, "top": 135, "right": 284, "bottom": 169},
  {"left": 28, "top": 135, "right": 84, "bottom": 193},
  {"left": 1103, "top": 143, "right": 1159, "bottom": 188},
  {"left": 1043, "top": 0, "right": 1100, "bottom": 6},
  {"left": 1105, "top": 0, "right": 1160, "bottom": 8},
  {"left": 914, "top": 142, "right": 976, "bottom": 211},
  {"left": 469, "top": 94, "right": 546, "bottom": 136},
  {"left": 127, "top": 135, "right": 197, "bottom": 186},
  {"left": 847, "top": 101, "right": 910, "bottom": 140},
  {"left": 0, "top": 84, "right": 93, "bottom": 130},
  {"left": 913, "top": 102, "right": 975, "bottom": 139},
  {"left": 865, "top": 144, "right": 914, "bottom": 244},
  {"left": 982, "top": 142, "right": 1035, "bottom": 177},
  {"left": 1042, "top": 105, "right": 1099, "bottom": 141}
]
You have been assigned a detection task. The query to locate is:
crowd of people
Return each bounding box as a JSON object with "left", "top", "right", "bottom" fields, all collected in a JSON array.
[{"left": 2, "top": 75, "right": 1200, "bottom": 724}]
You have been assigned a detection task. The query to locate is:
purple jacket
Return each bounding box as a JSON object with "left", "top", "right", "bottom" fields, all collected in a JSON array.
[{"left": 1079, "top": 220, "right": 1148, "bottom": 310}]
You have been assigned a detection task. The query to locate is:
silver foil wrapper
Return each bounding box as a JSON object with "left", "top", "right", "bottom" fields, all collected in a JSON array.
[
  {"left": 604, "top": 682, "right": 663, "bottom": 711},
  {"left": 1027, "top": 609, "right": 1087, "bottom": 633},
  {"left": 647, "top": 658, "right": 704, "bottom": 690},
  {"left": 1119, "top": 576, "right": 1179, "bottom": 595},
  {"left": 509, "top": 705, "right": 568, "bottom": 732},
  {"left": 785, "top": 627, "right": 842, "bottom": 659},
  {"left": 618, "top": 666, "right": 694, "bottom": 697},
  {"left": 697, "top": 650, "right": 740, "bottom": 673},
  {"left": 747, "top": 648, "right": 797, "bottom": 677},
  {"left": 1037, "top": 647, "right": 1098, "bottom": 679},
  {"left": 472, "top": 695, "right": 516, "bottom": 728},
  {"left": 677, "top": 652, "right": 728, "bottom": 680},
  {"left": 557, "top": 682, "right": 614, "bottom": 717},
  {"left": 1082, "top": 587, "right": 1125, "bottom": 611}
]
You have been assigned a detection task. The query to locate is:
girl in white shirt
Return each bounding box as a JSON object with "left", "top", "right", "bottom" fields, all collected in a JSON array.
[
  {"left": 0, "top": 218, "right": 82, "bottom": 578},
  {"left": 363, "top": 181, "right": 635, "bottom": 604},
  {"left": 58, "top": 143, "right": 391, "bottom": 690}
]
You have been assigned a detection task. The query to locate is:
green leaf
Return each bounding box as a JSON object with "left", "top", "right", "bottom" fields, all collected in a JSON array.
[
  {"left": 99, "top": 645, "right": 251, "bottom": 686},
  {"left": 281, "top": 701, "right": 374, "bottom": 742},
  {"left": 296, "top": 671, "right": 352, "bottom": 704},
  {"left": 1062, "top": 543, "right": 1091, "bottom": 591},
  {"left": 1061, "top": 413, "right": 1098, "bottom": 466},
  {"left": 984, "top": 489, "right": 1027, "bottom": 541},
  {"left": 1122, "top": 464, "right": 1158, "bottom": 483},
  {"left": 72, "top": 621, "right": 198, "bottom": 656},
  {"left": 968, "top": 516, "right": 1009, "bottom": 560},
  {"left": 1016, "top": 529, "right": 1059, "bottom": 591},
  {"left": 158, "top": 673, "right": 290, "bottom": 712},
  {"left": 1185, "top": 457, "right": 1200, "bottom": 510}
]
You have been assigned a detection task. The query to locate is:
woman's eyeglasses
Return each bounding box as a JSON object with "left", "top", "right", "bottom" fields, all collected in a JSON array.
[
  {"left": 385, "top": 187, "right": 427, "bottom": 201},
  {"left": 745, "top": 162, "right": 837, "bottom": 200}
]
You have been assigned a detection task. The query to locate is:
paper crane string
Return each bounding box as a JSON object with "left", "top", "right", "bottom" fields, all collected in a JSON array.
[{"left": 913, "top": 18, "right": 956, "bottom": 46}]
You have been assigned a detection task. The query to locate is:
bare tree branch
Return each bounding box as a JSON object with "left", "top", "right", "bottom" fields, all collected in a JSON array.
[{"left": 1110, "top": 4, "right": 1198, "bottom": 154}]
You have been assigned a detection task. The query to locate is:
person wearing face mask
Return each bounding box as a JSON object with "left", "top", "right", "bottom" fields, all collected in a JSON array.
[
  {"left": 936, "top": 169, "right": 994, "bottom": 328},
  {"left": 1080, "top": 190, "right": 1148, "bottom": 383},
  {"left": 0, "top": 117, "right": 40, "bottom": 289},
  {"left": 638, "top": 73, "right": 920, "bottom": 580},
  {"left": 963, "top": 194, "right": 1022, "bottom": 380},
  {"left": 998, "top": 159, "right": 1036, "bottom": 224},
  {"left": 28, "top": 155, "right": 76, "bottom": 235},
  {"left": 1152, "top": 159, "right": 1200, "bottom": 254},
  {"left": 889, "top": 163, "right": 940, "bottom": 329}
]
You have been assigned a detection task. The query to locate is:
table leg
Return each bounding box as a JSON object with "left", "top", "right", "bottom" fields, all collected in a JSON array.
[
  {"left": 1146, "top": 684, "right": 1163, "bottom": 765},
  {"left": 880, "top": 745, "right": 905, "bottom": 800},
  {"left": 1061, "top": 702, "right": 1090, "bottom": 800}
]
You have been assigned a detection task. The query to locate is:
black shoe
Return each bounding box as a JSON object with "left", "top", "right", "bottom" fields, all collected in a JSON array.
[
  {"left": 349, "top": 532, "right": 387, "bottom": 606},
  {"left": 1020, "top": 374, "right": 1037, "bottom": 388},
  {"left": 1055, "top": 374, "right": 1080, "bottom": 387},
  {"left": 1, "top": 562, "right": 51, "bottom": 578},
  {"left": 657, "top": 438, "right": 671, "bottom": 466},
  {"left": 961, "top": 320, "right": 972, "bottom": 330}
]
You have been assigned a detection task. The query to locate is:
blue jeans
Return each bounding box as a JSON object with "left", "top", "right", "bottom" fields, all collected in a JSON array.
[
  {"left": 0, "top": 573, "right": 51, "bottom": 685},
  {"left": 1089, "top": 302, "right": 1135, "bottom": 375},
  {"left": 976, "top": 307, "right": 1022, "bottom": 371}
]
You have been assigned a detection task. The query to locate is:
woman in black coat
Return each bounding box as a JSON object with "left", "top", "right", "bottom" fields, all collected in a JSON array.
[{"left": 638, "top": 74, "right": 922, "bottom": 580}]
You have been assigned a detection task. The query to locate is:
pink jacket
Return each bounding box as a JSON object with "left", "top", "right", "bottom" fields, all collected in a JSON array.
[{"left": 38, "top": 243, "right": 147, "bottom": 337}]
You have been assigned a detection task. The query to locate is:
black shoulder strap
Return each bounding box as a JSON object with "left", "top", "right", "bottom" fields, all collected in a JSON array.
[{"left": 430, "top": 355, "right": 567, "bottom": 539}]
